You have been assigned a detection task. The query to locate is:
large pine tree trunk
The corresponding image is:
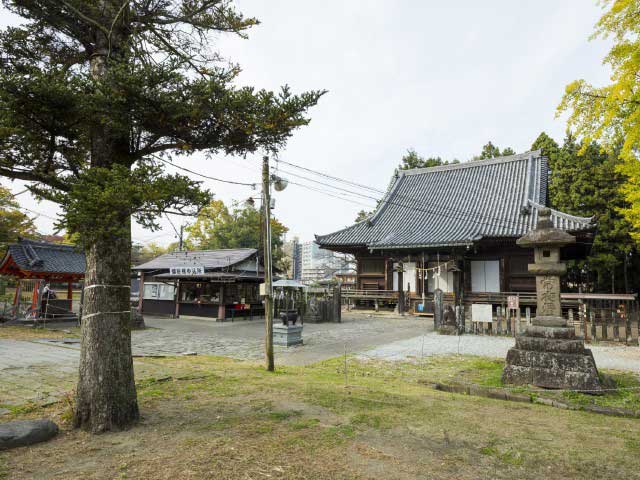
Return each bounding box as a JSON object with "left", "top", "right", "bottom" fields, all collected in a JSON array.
[
  {"left": 74, "top": 5, "right": 138, "bottom": 431},
  {"left": 74, "top": 220, "right": 139, "bottom": 432}
]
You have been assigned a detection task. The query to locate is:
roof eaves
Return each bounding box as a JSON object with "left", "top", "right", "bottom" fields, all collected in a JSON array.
[
  {"left": 368, "top": 241, "right": 475, "bottom": 250},
  {"left": 315, "top": 222, "right": 369, "bottom": 245}
]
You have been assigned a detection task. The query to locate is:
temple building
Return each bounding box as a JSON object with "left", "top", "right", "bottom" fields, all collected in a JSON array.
[
  {"left": 316, "top": 150, "right": 595, "bottom": 322},
  {"left": 133, "top": 248, "right": 265, "bottom": 321},
  {"left": 0, "top": 238, "right": 85, "bottom": 321}
]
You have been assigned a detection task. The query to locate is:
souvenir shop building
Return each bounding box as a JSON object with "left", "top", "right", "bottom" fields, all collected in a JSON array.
[{"left": 134, "top": 248, "right": 264, "bottom": 320}]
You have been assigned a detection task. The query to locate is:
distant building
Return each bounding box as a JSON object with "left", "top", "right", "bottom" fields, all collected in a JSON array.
[
  {"left": 282, "top": 237, "right": 302, "bottom": 280},
  {"left": 300, "top": 241, "right": 353, "bottom": 284}
]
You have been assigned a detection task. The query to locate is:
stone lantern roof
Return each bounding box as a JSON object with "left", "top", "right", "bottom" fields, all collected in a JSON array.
[{"left": 516, "top": 208, "right": 576, "bottom": 249}]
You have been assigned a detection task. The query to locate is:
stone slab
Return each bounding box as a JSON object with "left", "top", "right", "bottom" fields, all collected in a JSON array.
[
  {"left": 515, "top": 337, "right": 584, "bottom": 354},
  {"left": 532, "top": 316, "right": 568, "bottom": 328},
  {"left": 524, "top": 326, "right": 576, "bottom": 339},
  {"left": 0, "top": 419, "right": 58, "bottom": 450}
]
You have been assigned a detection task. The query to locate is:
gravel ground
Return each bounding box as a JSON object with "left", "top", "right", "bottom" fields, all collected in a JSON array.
[{"left": 360, "top": 332, "right": 640, "bottom": 373}]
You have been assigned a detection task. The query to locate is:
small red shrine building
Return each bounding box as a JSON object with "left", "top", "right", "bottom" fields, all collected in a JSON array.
[{"left": 0, "top": 238, "right": 85, "bottom": 319}]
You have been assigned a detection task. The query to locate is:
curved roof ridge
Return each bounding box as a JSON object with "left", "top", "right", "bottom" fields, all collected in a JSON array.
[
  {"left": 528, "top": 201, "right": 593, "bottom": 223},
  {"left": 166, "top": 247, "right": 257, "bottom": 254},
  {"left": 18, "top": 238, "right": 77, "bottom": 251},
  {"left": 315, "top": 219, "right": 367, "bottom": 243},
  {"left": 401, "top": 149, "right": 543, "bottom": 176}
]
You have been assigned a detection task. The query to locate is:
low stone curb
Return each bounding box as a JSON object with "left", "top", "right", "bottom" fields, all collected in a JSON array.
[{"left": 424, "top": 381, "right": 640, "bottom": 418}]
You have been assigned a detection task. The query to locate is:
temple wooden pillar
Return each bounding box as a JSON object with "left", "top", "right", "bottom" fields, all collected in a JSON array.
[
  {"left": 31, "top": 280, "right": 39, "bottom": 306},
  {"left": 138, "top": 272, "right": 145, "bottom": 314},
  {"left": 174, "top": 279, "right": 180, "bottom": 318},
  {"left": 12, "top": 281, "right": 21, "bottom": 320},
  {"left": 67, "top": 279, "right": 73, "bottom": 311},
  {"left": 217, "top": 284, "right": 226, "bottom": 321},
  {"left": 397, "top": 263, "right": 404, "bottom": 316}
]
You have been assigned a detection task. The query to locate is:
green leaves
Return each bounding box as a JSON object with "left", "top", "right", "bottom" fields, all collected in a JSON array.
[
  {"left": 473, "top": 141, "right": 515, "bottom": 160},
  {"left": 0, "top": 0, "right": 324, "bottom": 244},
  {"left": 57, "top": 162, "right": 211, "bottom": 244},
  {"left": 398, "top": 148, "right": 458, "bottom": 170},
  {"left": 557, "top": 0, "right": 640, "bottom": 244},
  {"left": 185, "top": 199, "right": 288, "bottom": 269},
  {"left": 531, "top": 131, "right": 637, "bottom": 292},
  {"left": 0, "top": 184, "right": 37, "bottom": 247}
]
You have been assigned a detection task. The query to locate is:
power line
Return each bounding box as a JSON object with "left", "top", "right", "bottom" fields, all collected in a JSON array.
[
  {"left": 274, "top": 158, "right": 534, "bottom": 232},
  {"left": 283, "top": 178, "right": 378, "bottom": 210},
  {"left": 270, "top": 163, "right": 533, "bottom": 234},
  {"left": 275, "top": 158, "right": 383, "bottom": 194},
  {"left": 151, "top": 154, "right": 258, "bottom": 188}
]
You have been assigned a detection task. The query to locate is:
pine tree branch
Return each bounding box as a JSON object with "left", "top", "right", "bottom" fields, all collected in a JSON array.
[
  {"left": 60, "top": 0, "right": 110, "bottom": 36},
  {"left": 0, "top": 166, "right": 70, "bottom": 192}
]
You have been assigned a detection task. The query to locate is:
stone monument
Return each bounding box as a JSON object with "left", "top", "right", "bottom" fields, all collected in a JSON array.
[{"left": 502, "top": 208, "right": 601, "bottom": 391}]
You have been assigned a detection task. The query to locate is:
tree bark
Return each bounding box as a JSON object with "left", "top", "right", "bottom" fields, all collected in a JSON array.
[
  {"left": 74, "top": 223, "right": 139, "bottom": 432},
  {"left": 74, "top": 2, "right": 138, "bottom": 432}
]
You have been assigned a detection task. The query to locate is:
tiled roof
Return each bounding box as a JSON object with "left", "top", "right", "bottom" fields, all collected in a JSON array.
[
  {"left": 1, "top": 238, "right": 85, "bottom": 275},
  {"left": 316, "top": 150, "right": 593, "bottom": 250},
  {"left": 134, "top": 248, "right": 258, "bottom": 271}
]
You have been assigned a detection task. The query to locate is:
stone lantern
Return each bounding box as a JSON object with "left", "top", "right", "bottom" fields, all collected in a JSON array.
[{"left": 502, "top": 208, "right": 601, "bottom": 391}]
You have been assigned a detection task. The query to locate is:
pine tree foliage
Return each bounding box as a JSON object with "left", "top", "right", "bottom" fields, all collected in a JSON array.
[
  {"left": 0, "top": 0, "right": 325, "bottom": 242},
  {"left": 398, "top": 148, "right": 459, "bottom": 170},
  {"left": 473, "top": 141, "right": 515, "bottom": 160},
  {"left": 0, "top": 0, "right": 324, "bottom": 433}
]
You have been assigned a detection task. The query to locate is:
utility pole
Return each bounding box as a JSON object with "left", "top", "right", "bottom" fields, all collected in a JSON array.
[
  {"left": 262, "top": 155, "right": 274, "bottom": 371},
  {"left": 178, "top": 224, "right": 184, "bottom": 251}
]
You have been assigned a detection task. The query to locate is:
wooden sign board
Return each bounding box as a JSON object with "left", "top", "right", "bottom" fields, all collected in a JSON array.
[
  {"left": 507, "top": 295, "right": 519, "bottom": 310},
  {"left": 472, "top": 303, "right": 493, "bottom": 323},
  {"left": 169, "top": 265, "right": 205, "bottom": 276}
]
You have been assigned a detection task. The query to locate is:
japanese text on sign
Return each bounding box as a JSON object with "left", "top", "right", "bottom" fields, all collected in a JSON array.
[{"left": 169, "top": 265, "right": 205, "bottom": 276}]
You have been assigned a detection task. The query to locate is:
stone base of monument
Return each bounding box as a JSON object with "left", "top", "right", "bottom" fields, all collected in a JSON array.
[
  {"left": 273, "top": 324, "right": 303, "bottom": 347},
  {"left": 502, "top": 320, "right": 601, "bottom": 392}
]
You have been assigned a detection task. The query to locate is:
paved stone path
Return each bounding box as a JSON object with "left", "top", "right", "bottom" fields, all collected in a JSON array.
[
  {"left": 0, "top": 313, "right": 429, "bottom": 408},
  {"left": 360, "top": 333, "right": 640, "bottom": 373},
  {"left": 4, "top": 313, "right": 640, "bottom": 410}
]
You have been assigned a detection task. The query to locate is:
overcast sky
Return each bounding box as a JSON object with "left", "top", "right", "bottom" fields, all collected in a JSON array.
[{"left": 2, "top": 1, "right": 612, "bottom": 247}]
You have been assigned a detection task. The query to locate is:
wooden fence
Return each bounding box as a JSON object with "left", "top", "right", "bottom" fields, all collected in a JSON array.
[{"left": 464, "top": 292, "right": 639, "bottom": 345}]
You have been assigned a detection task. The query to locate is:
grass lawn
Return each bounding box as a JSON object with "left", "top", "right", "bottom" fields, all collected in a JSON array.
[
  {"left": 2, "top": 355, "right": 640, "bottom": 479},
  {"left": 0, "top": 325, "right": 80, "bottom": 340}
]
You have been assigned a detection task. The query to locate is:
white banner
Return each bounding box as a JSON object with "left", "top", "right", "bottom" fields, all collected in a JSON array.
[{"left": 169, "top": 265, "right": 205, "bottom": 276}]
